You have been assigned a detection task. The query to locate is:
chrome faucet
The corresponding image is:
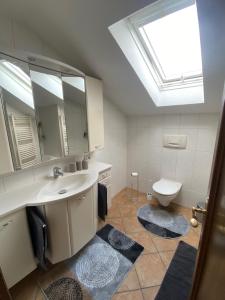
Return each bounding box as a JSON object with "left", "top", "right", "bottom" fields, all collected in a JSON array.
[{"left": 53, "top": 167, "right": 64, "bottom": 178}]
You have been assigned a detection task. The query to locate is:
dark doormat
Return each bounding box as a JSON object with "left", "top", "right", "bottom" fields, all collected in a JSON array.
[{"left": 156, "top": 241, "right": 197, "bottom": 300}]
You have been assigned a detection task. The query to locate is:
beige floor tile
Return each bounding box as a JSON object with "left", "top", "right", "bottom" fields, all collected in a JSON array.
[
  {"left": 128, "top": 232, "right": 157, "bottom": 254},
  {"left": 113, "top": 290, "right": 143, "bottom": 300},
  {"left": 152, "top": 236, "right": 179, "bottom": 252},
  {"left": 106, "top": 218, "right": 125, "bottom": 232},
  {"left": 123, "top": 217, "right": 145, "bottom": 233},
  {"left": 142, "top": 286, "right": 160, "bottom": 300},
  {"left": 192, "top": 223, "right": 202, "bottom": 236},
  {"left": 159, "top": 251, "right": 175, "bottom": 268},
  {"left": 118, "top": 267, "right": 140, "bottom": 292},
  {"left": 119, "top": 204, "right": 137, "bottom": 217},
  {"left": 10, "top": 269, "right": 40, "bottom": 300},
  {"left": 108, "top": 205, "right": 121, "bottom": 218},
  {"left": 135, "top": 253, "right": 166, "bottom": 288},
  {"left": 180, "top": 228, "right": 200, "bottom": 248},
  {"left": 113, "top": 194, "right": 132, "bottom": 206}
]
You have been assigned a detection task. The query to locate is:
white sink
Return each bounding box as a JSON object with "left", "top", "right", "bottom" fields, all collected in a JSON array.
[{"left": 37, "top": 172, "right": 96, "bottom": 202}]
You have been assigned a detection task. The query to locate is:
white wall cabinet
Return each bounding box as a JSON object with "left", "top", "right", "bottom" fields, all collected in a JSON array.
[
  {"left": 0, "top": 97, "right": 13, "bottom": 175},
  {"left": 0, "top": 209, "right": 36, "bottom": 288},
  {"left": 68, "top": 188, "right": 95, "bottom": 255},
  {"left": 86, "top": 76, "right": 104, "bottom": 152}
]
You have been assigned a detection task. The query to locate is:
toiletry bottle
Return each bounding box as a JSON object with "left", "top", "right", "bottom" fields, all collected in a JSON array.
[{"left": 82, "top": 152, "right": 89, "bottom": 170}]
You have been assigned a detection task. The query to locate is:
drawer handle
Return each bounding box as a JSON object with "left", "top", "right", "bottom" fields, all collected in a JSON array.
[
  {"left": 78, "top": 195, "right": 86, "bottom": 201},
  {"left": 0, "top": 220, "right": 13, "bottom": 232}
]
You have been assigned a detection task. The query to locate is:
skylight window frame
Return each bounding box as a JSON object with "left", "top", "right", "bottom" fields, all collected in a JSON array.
[{"left": 127, "top": 0, "right": 203, "bottom": 91}]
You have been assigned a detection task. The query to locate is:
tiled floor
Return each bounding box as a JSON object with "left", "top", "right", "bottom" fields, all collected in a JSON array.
[{"left": 10, "top": 189, "right": 201, "bottom": 300}]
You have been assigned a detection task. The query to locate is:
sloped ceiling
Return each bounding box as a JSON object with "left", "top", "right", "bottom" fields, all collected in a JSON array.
[{"left": 0, "top": 0, "right": 224, "bottom": 115}]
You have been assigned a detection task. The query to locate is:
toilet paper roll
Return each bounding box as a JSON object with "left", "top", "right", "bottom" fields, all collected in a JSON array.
[{"left": 131, "top": 172, "right": 139, "bottom": 177}]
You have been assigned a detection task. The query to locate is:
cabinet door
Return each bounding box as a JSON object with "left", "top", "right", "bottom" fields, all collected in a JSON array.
[
  {"left": 0, "top": 97, "right": 13, "bottom": 175},
  {"left": 0, "top": 209, "right": 36, "bottom": 288},
  {"left": 68, "top": 188, "right": 95, "bottom": 255},
  {"left": 45, "top": 201, "right": 71, "bottom": 264},
  {"left": 86, "top": 76, "right": 104, "bottom": 152}
]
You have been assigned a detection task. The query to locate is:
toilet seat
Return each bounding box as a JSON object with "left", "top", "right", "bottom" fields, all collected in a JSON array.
[{"left": 153, "top": 178, "right": 182, "bottom": 196}]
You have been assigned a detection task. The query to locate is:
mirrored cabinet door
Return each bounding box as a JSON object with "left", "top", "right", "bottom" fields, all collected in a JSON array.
[
  {"left": 62, "top": 75, "right": 89, "bottom": 155},
  {"left": 30, "top": 66, "right": 68, "bottom": 162},
  {"left": 0, "top": 55, "right": 41, "bottom": 170}
]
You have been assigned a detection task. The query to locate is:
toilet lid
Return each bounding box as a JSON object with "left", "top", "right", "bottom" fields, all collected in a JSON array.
[{"left": 153, "top": 178, "right": 182, "bottom": 196}]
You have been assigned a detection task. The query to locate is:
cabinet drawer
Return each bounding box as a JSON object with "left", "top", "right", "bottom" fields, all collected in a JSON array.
[
  {"left": 98, "top": 169, "right": 111, "bottom": 181},
  {"left": 99, "top": 176, "right": 111, "bottom": 187}
]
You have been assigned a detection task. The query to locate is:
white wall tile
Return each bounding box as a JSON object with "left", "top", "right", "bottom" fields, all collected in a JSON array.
[
  {"left": 96, "top": 98, "right": 127, "bottom": 197},
  {"left": 197, "top": 128, "right": 217, "bottom": 152},
  {"left": 163, "top": 114, "right": 181, "bottom": 128},
  {"left": 148, "top": 128, "right": 163, "bottom": 147},
  {"left": 160, "top": 148, "right": 178, "bottom": 180},
  {"left": 180, "top": 114, "right": 199, "bottom": 128},
  {"left": 176, "top": 150, "right": 194, "bottom": 189},
  {"left": 198, "top": 113, "right": 219, "bottom": 128},
  {"left": 127, "top": 113, "right": 219, "bottom": 208},
  {"left": 191, "top": 152, "right": 214, "bottom": 194},
  {"left": 178, "top": 128, "right": 198, "bottom": 150}
]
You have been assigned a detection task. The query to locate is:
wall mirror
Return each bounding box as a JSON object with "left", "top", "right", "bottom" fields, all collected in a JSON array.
[
  {"left": 30, "top": 66, "right": 68, "bottom": 162},
  {"left": 62, "top": 75, "right": 88, "bottom": 155},
  {"left": 0, "top": 51, "right": 89, "bottom": 174},
  {"left": 0, "top": 55, "right": 41, "bottom": 170}
]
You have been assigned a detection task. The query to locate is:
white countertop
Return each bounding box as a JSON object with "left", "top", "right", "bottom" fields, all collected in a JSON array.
[{"left": 0, "top": 161, "right": 112, "bottom": 218}]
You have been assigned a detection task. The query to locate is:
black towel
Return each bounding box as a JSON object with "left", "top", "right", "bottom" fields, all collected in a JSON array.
[
  {"left": 26, "top": 207, "right": 48, "bottom": 269},
  {"left": 98, "top": 183, "right": 108, "bottom": 221}
]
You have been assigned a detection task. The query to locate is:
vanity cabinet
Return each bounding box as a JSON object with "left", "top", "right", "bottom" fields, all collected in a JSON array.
[
  {"left": 86, "top": 76, "right": 104, "bottom": 152},
  {"left": 0, "top": 209, "right": 36, "bottom": 288},
  {"left": 45, "top": 185, "right": 97, "bottom": 264},
  {"left": 68, "top": 188, "right": 95, "bottom": 255},
  {"left": 45, "top": 201, "right": 71, "bottom": 264}
]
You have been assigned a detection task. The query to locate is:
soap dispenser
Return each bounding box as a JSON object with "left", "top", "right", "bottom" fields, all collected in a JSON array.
[{"left": 82, "top": 152, "right": 89, "bottom": 170}]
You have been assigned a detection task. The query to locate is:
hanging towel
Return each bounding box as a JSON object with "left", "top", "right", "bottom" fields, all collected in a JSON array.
[
  {"left": 98, "top": 183, "right": 108, "bottom": 221},
  {"left": 26, "top": 207, "right": 48, "bottom": 270}
]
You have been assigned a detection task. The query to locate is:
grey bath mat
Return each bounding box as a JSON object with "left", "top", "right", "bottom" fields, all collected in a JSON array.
[
  {"left": 42, "top": 225, "right": 143, "bottom": 300},
  {"left": 44, "top": 277, "right": 83, "bottom": 300},
  {"left": 137, "top": 204, "right": 190, "bottom": 238}
]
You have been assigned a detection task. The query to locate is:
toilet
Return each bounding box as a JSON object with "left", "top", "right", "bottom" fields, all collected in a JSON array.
[{"left": 152, "top": 178, "right": 182, "bottom": 207}]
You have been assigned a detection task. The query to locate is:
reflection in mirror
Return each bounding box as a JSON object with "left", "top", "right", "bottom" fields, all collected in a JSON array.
[
  {"left": 30, "top": 67, "right": 68, "bottom": 162},
  {"left": 62, "top": 76, "right": 88, "bottom": 155},
  {"left": 0, "top": 57, "right": 41, "bottom": 170}
]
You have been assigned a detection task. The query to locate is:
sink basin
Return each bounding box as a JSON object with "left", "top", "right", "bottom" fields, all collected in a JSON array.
[{"left": 37, "top": 172, "right": 96, "bottom": 202}]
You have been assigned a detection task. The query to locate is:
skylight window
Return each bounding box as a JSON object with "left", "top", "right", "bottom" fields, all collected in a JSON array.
[
  {"left": 109, "top": 0, "right": 204, "bottom": 106},
  {"left": 138, "top": 4, "right": 202, "bottom": 86}
]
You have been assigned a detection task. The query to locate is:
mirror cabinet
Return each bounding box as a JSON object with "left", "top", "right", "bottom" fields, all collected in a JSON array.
[{"left": 0, "top": 52, "right": 103, "bottom": 175}]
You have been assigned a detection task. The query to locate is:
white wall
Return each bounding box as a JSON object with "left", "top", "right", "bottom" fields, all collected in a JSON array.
[
  {"left": 0, "top": 16, "right": 61, "bottom": 60},
  {"left": 95, "top": 98, "right": 127, "bottom": 197},
  {"left": 127, "top": 113, "right": 219, "bottom": 208}
]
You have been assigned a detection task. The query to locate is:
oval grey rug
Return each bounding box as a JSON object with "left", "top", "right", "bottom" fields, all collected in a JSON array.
[{"left": 137, "top": 205, "right": 189, "bottom": 238}]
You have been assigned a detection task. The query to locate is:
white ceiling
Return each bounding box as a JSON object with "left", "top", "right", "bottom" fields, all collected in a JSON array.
[{"left": 0, "top": 0, "right": 224, "bottom": 115}]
